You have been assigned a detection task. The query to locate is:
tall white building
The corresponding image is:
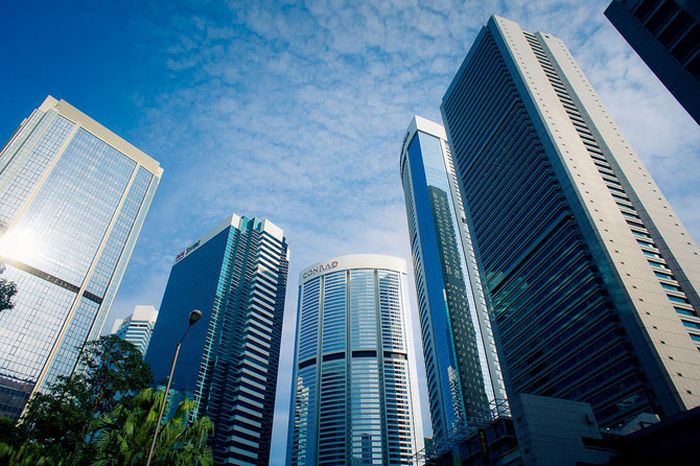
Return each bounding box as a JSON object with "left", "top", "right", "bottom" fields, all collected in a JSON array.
[
  {"left": 111, "top": 305, "right": 158, "bottom": 355},
  {"left": 441, "top": 15, "right": 700, "bottom": 428},
  {"left": 0, "top": 96, "right": 162, "bottom": 419},
  {"left": 287, "top": 254, "right": 424, "bottom": 465}
]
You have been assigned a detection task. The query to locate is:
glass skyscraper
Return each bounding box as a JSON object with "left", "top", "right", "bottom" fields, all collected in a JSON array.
[
  {"left": 146, "top": 214, "right": 289, "bottom": 465},
  {"left": 111, "top": 304, "right": 158, "bottom": 355},
  {"left": 0, "top": 96, "right": 161, "bottom": 419},
  {"left": 287, "top": 254, "right": 424, "bottom": 466},
  {"left": 441, "top": 16, "right": 700, "bottom": 428},
  {"left": 605, "top": 0, "right": 700, "bottom": 124},
  {"left": 400, "top": 115, "right": 507, "bottom": 445}
]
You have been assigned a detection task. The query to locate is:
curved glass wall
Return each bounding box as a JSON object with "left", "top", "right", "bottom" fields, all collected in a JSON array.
[{"left": 288, "top": 255, "right": 423, "bottom": 465}]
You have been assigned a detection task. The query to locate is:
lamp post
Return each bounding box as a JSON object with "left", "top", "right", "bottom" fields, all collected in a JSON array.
[{"left": 146, "top": 309, "right": 202, "bottom": 466}]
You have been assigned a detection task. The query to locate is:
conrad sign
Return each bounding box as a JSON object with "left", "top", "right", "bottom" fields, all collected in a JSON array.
[{"left": 302, "top": 260, "right": 339, "bottom": 279}]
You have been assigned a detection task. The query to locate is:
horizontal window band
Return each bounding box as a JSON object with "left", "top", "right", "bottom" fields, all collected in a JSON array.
[
  {"left": 2, "top": 257, "right": 103, "bottom": 304},
  {"left": 351, "top": 350, "right": 377, "bottom": 358},
  {"left": 298, "top": 349, "right": 408, "bottom": 368},
  {"left": 298, "top": 357, "right": 316, "bottom": 369},
  {"left": 322, "top": 352, "right": 345, "bottom": 362},
  {"left": 384, "top": 351, "right": 408, "bottom": 360}
]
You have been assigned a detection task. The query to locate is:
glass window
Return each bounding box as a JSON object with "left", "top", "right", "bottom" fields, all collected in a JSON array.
[
  {"left": 668, "top": 295, "right": 690, "bottom": 304},
  {"left": 675, "top": 307, "right": 697, "bottom": 317},
  {"left": 682, "top": 320, "right": 700, "bottom": 330},
  {"left": 350, "top": 270, "right": 377, "bottom": 350},
  {"left": 321, "top": 272, "right": 346, "bottom": 354}
]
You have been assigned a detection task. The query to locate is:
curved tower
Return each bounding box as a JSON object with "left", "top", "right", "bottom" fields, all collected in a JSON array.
[{"left": 287, "top": 254, "right": 423, "bottom": 465}]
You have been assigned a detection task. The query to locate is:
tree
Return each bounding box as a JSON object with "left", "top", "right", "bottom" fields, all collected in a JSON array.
[
  {"left": 0, "top": 336, "right": 213, "bottom": 465},
  {"left": 21, "top": 336, "right": 152, "bottom": 457},
  {"left": 78, "top": 335, "right": 154, "bottom": 414},
  {"left": 1, "top": 335, "right": 153, "bottom": 464},
  {"left": 91, "top": 388, "right": 213, "bottom": 466},
  {"left": 0, "top": 263, "right": 17, "bottom": 313}
]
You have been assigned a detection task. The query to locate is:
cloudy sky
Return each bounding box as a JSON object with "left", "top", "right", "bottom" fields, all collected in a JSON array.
[{"left": 2, "top": 0, "right": 698, "bottom": 463}]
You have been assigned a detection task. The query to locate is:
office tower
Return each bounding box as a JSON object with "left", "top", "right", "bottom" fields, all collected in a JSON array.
[
  {"left": 111, "top": 304, "right": 158, "bottom": 355},
  {"left": 605, "top": 0, "right": 700, "bottom": 124},
  {"left": 0, "top": 96, "right": 162, "bottom": 419},
  {"left": 287, "top": 255, "right": 424, "bottom": 466},
  {"left": 441, "top": 16, "right": 700, "bottom": 428},
  {"left": 146, "top": 214, "right": 289, "bottom": 465},
  {"left": 399, "top": 116, "right": 507, "bottom": 444}
]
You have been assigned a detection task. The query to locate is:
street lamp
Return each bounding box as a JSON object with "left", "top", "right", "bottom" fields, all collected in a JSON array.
[{"left": 146, "top": 309, "right": 202, "bottom": 466}]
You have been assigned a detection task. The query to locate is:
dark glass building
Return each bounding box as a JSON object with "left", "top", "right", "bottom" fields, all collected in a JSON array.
[
  {"left": 605, "top": 0, "right": 700, "bottom": 124},
  {"left": 441, "top": 16, "right": 700, "bottom": 429},
  {"left": 400, "top": 116, "right": 508, "bottom": 446},
  {"left": 146, "top": 214, "right": 289, "bottom": 465}
]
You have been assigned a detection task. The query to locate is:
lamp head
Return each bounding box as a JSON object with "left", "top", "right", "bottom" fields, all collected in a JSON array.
[{"left": 188, "top": 309, "right": 202, "bottom": 326}]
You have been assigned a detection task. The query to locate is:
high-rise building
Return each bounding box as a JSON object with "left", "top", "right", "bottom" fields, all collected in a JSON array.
[
  {"left": 0, "top": 96, "right": 162, "bottom": 419},
  {"left": 287, "top": 254, "right": 424, "bottom": 466},
  {"left": 145, "top": 214, "right": 289, "bottom": 465},
  {"left": 441, "top": 16, "right": 700, "bottom": 428},
  {"left": 399, "top": 115, "right": 507, "bottom": 444},
  {"left": 111, "top": 304, "right": 158, "bottom": 355},
  {"left": 605, "top": 0, "right": 700, "bottom": 124}
]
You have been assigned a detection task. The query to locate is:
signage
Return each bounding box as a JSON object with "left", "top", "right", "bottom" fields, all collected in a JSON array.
[
  {"left": 175, "top": 240, "right": 201, "bottom": 262},
  {"left": 302, "top": 260, "right": 339, "bottom": 279}
]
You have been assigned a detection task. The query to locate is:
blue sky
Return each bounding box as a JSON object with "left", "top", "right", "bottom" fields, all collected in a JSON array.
[{"left": 2, "top": 1, "right": 698, "bottom": 464}]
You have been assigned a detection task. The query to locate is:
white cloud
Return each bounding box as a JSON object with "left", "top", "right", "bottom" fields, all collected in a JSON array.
[{"left": 105, "top": 1, "right": 699, "bottom": 463}]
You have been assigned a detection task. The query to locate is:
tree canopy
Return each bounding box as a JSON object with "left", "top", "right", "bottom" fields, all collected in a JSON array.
[
  {"left": 0, "top": 335, "right": 213, "bottom": 465},
  {"left": 0, "top": 264, "right": 17, "bottom": 313}
]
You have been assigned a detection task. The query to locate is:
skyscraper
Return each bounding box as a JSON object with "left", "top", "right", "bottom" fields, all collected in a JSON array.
[
  {"left": 0, "top": 96, "right": 162, "bottom": 419},
  {"left": 605, "top": 0, "right": 700, "bottom": 124},
  {"left": 146, "top": 214, "right": 289, "bottom": 465},
  {"left": 111, "top": 304, "right": 158, "bottom": 355},
  {"left": 287, "top": 255, "right": 424, "bottom": 466},
  {"left": 399, "top": 116, "right": 507, "bottom": 444},
  {"left": 441, "top": 16, "right": 700, "bottom": 428}
]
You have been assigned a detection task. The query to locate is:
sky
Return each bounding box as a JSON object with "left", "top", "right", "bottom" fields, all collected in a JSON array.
[{"left": 1, "top": 1, "right": 699, "bottom": 464}]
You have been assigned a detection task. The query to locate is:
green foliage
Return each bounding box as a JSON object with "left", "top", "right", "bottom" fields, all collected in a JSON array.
[
  {"left": 0, "top": 416, "right": 21, "bottom": 446},
  {"left": 0, "top": 336, "right": 213, "bottom": 465},
  {"left": 0, "top": 264, "right": 17, "bottom": 313},
  {"left": 90, "top": 389, "right": 213, "bottom": 466},
  {"left": 78, "top": 335, "right": 154, "bottom": 414},
  {"left": 14, "top": 335, "right": 152, "bottom": 460}
]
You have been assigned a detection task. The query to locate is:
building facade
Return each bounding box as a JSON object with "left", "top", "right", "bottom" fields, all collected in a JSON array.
[
  {"left": 287, "top": 254, "right": 424, "bottom": 465},
  {"left": 111, "top": 304, "right": 158, "bottom": 355},
  {"left": 400, "top": 116, "right": 507, "bottom": 446},
  {"left": 0, "top": 96, "right": 162, "bottom": 419},
  {"left": 441, "top": 16, "right": 700, "bottom": 429},
  {"left": 430, "top": 394, "right": 613, "bottom": 466},
  {"left": 605, "top": 0, "right": 700, "bottom": 124},
  {"left": 145, "top": 214, "right": 289, "bottom": 465}
]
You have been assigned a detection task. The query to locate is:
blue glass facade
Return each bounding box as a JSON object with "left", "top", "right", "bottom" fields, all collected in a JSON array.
[
  {"left": 287, "top": 255, "right": 423, "bottom": 465},
  {"left": 400, "top": 117, "right": 507, "bottom": 447},
  {"left": 441, "top": 16, "right": 700, "bottom": 428},
  {"left": 0, "top": 96, "right": 161, "bottom": 418},
  {"left": 146, "top": 214, "right": 289, "bottom": 465}
]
